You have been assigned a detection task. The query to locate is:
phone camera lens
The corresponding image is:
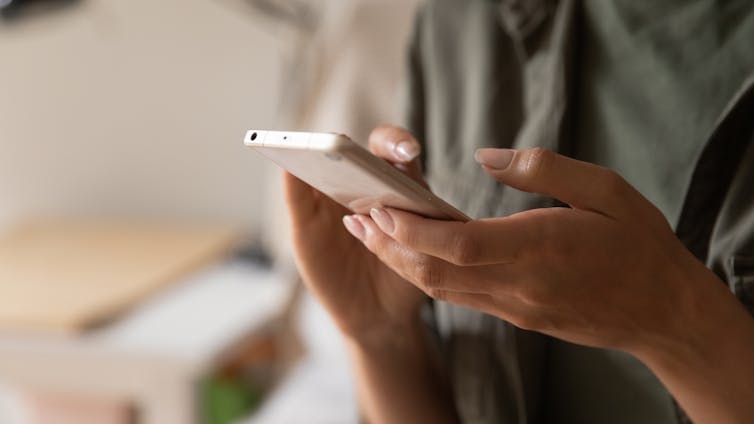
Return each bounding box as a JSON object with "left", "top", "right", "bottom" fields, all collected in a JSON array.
[{"left": 250, "top": 132, "right": 258, "bottom": 141}]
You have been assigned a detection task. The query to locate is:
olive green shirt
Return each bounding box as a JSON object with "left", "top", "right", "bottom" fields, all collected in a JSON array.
[
  {"left": 404, "top": 1, "right": 754, "bottom": 423},
  {"left": 547, "top": 1, "right": 754, "bottom": 423}
]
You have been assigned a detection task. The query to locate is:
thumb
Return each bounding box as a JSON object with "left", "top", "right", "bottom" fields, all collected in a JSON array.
[{"left": 474, "top": 148, "right": 642, "bottom": 218}]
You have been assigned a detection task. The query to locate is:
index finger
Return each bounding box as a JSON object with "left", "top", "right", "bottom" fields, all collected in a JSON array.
[
  {"left": 369, "top": 207, "right": 548, "bottom": 266},
  {"left": 368, "top": 124, "right": 422, "bottom": 165},
  {"left": 475, "top": 148, "right": 658, "bottom": 225}
]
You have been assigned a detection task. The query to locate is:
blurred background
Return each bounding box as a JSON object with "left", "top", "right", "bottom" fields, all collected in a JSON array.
[{"left": 0, "top": 0, "right": 419, "bottom": 422}]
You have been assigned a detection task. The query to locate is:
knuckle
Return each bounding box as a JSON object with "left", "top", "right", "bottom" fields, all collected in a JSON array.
[
  {"left": 361, "top": 227, "right": 381, "bottom": 249},
  {"left": 448, "top": 233, "right": 479, "bottom": 265},
  {"left": 366, "top": 231, "right": 391, "bottom": 256},
  {"left": 395, "top": 225, "right": 419, "bottom": 248},
  {"left": 413, "top": 257, "right": 441, "bottom": 289},
  {"left": 598, "top": 168, "right": 629, "bottom": 198},
  {"left": 521, "top": 147, "right": 553, "bottom": 180}
]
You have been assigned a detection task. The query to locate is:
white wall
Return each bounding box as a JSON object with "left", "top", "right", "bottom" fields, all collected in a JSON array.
[{"left": 0, "top": 0, "right": 282, "bottom": 230}]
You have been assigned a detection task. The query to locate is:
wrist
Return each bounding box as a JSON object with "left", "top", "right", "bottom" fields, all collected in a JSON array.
[
  {"left": 345, "top": 314, "right": 429, "bottom": 354},
  {"left": 629, "top": 272, "right": 754, "bottom": 423},
  {"left": 632, "top": 269, "right": 754, "bottom": 375}
]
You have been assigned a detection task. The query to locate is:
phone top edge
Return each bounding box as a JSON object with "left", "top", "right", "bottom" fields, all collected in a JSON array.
[{"left": 243, "top": 130, "right": 352, "bottom": 151}]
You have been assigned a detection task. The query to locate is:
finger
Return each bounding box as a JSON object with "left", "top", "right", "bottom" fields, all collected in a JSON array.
[
  {"left": 367, "top": 124, "right": 426, "bottom": 185},
  {"left": 369, "top": 207, "right": 545, "bottom": 266},
  {"left": 474, "top": 148, "right": 646, "bottom": 218},
  {"left": 342, "top": 214, "right": 490, "bottom": 294},
  {"left": 351, "top": 210, "right": 548, "bottom": 329},
  {"left": 368, "top": 125, "right": 422, "bottom": 165}
]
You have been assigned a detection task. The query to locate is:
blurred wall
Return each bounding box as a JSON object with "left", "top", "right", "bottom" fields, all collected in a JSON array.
[{"left": 0, "top": 0, "right": 281, "bottom": 230}]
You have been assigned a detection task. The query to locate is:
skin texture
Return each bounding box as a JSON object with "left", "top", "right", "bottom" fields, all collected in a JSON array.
[
  {"left": 284, "top": 126, "right": 457, "bottom": 424},
  {"left": 341, "top": 133, "right": 754, "bottom": 424}
]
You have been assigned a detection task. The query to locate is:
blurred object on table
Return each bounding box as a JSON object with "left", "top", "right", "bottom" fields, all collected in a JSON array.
[
  {"left": 0, "top": 0, "right": 291, "bottom": 420},
  {"left": 245, "top": 292, "right": 355, "bottom": 424},
  {"left": 0, "top": 256, "right": 299, "bottom": 424},
  {"left": 0, "top": 219, "right": 239, "bottom": 333},
  {"left": 201, "top": 274, "right": 304, "bottom": 424}
]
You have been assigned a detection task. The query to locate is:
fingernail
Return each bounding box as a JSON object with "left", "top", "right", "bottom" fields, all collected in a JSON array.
[
  {"left": 370, "top": 208, "right": 395, "bottom": 233},
  {"left": 343, "top": 215, "right": 365, "bottom": 240},
  {"left": 474, "top": 148, "right": 514, "bottom": 170},
  {"left": 395, "top": 140, "right": 420, "bottom": 162}
]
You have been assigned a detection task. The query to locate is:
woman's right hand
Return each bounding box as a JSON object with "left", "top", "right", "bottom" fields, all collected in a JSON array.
[{"left": 284, "top": 125, "right": 428, "bottom": 340}]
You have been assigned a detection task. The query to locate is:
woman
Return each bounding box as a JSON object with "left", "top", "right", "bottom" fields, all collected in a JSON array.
[{"left": 286, "top": 1, "right": 754, "bottom": 422}]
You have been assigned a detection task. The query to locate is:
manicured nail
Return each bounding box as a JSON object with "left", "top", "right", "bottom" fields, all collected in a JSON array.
[
  {"left": 343, "top": 215, "right": 366, "bottom": 240},
  {"left": 395, "top": 140, "right": 420, "bottom": 162},
  {"left": 474, "top": 148, "right": 514, "bottom": 170},
  {"left": 370, "top": 208, "right": 395, "bottom": 233}
]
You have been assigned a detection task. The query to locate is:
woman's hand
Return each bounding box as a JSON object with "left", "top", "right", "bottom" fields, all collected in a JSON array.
[
  {"left": 343, "top": 146, "right": 738, "bottom": 351},
  {"left": 285, "top": 125, "right": 428, "bottom": 341},
  {"left": 343, "top": 147, "right": 754, "bottom": 423},
  {"left": 288, "top": 126, "right": 459, "bottom": 423}
]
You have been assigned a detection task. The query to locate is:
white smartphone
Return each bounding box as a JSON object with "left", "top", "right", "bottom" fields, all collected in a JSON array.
[{"left": 244, "top": 130, "right": 470, "bottom": 221}]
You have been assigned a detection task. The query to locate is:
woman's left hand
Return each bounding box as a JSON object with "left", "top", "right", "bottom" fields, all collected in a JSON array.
[{"left": 343, "top": 147, "right": 747, "bottom": 358}]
